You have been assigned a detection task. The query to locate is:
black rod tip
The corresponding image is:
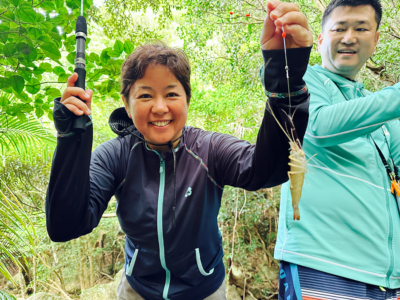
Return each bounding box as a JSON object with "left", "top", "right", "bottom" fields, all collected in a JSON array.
[{"left": 76, "top": 16, "right": 87, "bottom": 34}]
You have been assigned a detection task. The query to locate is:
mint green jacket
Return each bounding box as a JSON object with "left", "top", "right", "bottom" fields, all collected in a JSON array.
[{"left": 274, "top": 64, "right": 400, "bottom": 288}]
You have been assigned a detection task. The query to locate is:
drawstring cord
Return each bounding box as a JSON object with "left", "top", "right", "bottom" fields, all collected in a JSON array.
[
  {"left": 126, "top": 126, "right": 183, "bottom": 227},
  {"left": 168, "top": 141, "right": 177, "bottom": 227}
]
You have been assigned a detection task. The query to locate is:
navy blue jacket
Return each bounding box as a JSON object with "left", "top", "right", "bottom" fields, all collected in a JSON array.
[{"left": 46, "top": 47, "right": 311, "bottom": 300}]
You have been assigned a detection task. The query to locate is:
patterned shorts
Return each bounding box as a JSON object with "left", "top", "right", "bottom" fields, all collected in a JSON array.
[{"left": 279, "top": 261, "right": 400, "bottom": 300}]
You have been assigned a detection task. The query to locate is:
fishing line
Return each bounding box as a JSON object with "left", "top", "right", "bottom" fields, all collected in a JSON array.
[{"left": 282, "top": 28, "right": 291, "bottom": 116}]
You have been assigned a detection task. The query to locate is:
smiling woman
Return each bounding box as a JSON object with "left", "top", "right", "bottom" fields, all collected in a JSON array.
[
  {"left": 45, "top": 7, "right": 313, "bottom": 298},
  {"left": 120, "top": 44, "right": 190, "bottom": 152}
]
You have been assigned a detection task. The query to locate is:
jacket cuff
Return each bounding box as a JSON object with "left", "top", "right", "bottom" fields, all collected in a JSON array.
[
  {"left": 260, "top": 46, "right": 312, "bottom": 104},
  {"left": 53, "top": 97, "right": 76, "bottom": 136}
]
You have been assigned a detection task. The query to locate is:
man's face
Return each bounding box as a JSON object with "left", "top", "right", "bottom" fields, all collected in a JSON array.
[{"left": 318, "top": 5, "right": 380, "bottom": 80}]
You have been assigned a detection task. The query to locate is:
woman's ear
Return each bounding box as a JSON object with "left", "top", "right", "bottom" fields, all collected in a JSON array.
[{"left": 122, "top": 96, "right": 132, "bottom": 119}]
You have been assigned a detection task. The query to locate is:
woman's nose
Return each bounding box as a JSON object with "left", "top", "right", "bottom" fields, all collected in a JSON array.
[{"left": 152, "top": 97, "right": 169, "bottom": 114}]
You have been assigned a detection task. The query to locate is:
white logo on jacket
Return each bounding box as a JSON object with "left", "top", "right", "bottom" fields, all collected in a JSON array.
[{"left": 185, "top": 187, "right": 192, "bottom": 197}]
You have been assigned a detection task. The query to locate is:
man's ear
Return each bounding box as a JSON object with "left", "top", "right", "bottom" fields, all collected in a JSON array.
[
  {"left": 122, "top": 96, "right": 132, "bottom": 119},
  {"left": 318, "top": 33, "right": 323, "bottom": 52},
  {"left": 373, "top": 31, "right": 380, "bottom": 52}
]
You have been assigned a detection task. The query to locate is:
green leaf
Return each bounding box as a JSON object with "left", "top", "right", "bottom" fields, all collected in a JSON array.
[
  {"left": 58, "top": 73, "right": 68, "bottom": 83},
  {"left": 19, "top": 103, "right": 32, "bottom": 113},
  {"left": 0, "top": 33, "right": 9, "bottom": 44},
  {"left": 17, "top": 67, "right": 32, "bottom": 81},
  {"left": 100, "top": 48, "right": 111, "bottom": 63},
  {"left": 25, "top": 47, "right": 37, "bottom": 64},
  {"left": 0, "top": 77, "right": 10, "bottom": 90},
  {"left": 40, "top": 42, "right": 61, "bottom": 61},
  {"left": 45, "top": 88, "right": 60, "bottom": 98},
  {"left": 2, "top": 10, "right": 15, "bottom": 20},
  {"left": 26, "top": 78, "right": 40, "bottom": 94},
  {"left": 16, "top": 42, "right": 30, "bottom": 55},
  {"left": 124, "top": 40, "right": 134, "bottom": 54},
  {"left": 39, "top": 62, "right": 52, "bottom": 72},
  {"left": 66, "top": 0, "right": 79, "bottom": 9},
  {"left": 88, "top": 52, "right": 100, "bottom": 64},
  {"left": 18, "top": 5, "right": 37, "bottom": 23},
  {"left": 114, "top": 40, "right": 124, "bottom": 55},
  {"left": 8, "top": 0, "right": 24, "bottom": 7},
  {"left": 53, "top": 66, "right": 65, "bottom": 76},
  {"left": 66, "top": 51, "right": 75, "bottom": 65},
  {"left": 0, "top": 96, "right": 9, "bottom": 106},
  {"left": 0, "top": 22, "right": 10, "bottom": 32},
  {"left": 37, "top": 35, "right": 54, "bottom": 44},
  {"left": 16, "top": 111, "right": 27, "bottom": 122},
  {"left": 13, "top": 90, "right": 29, "bottom": 102},
  {"left": 48, "top": 110, "right": 53, "bottom": 121},
  {"left": 33, "top": 66, "right": 45, "bottom": 75},
  {"left": 35, "top": 107, "right": 44, "bottom": 118},
  {"left": 27, "top": 27, "right": 42, "bottom": 40},
  {"left": 9, "top": 75, "right": 24, "bottom": 93},
  {"left": 3, "top": 43, "right": 16, "bottom": 56},
  {"left": 55, "top": 0, "right": 64, "bottom": 9},
  {"left": 64, "top": 25, "right": 72, "bottom": 34},
  {"left": 39, "top": 0, "right": 55, "bottom": 11},
  {"left": 107, "top": 50, "right": 121, "bottom": 58}
]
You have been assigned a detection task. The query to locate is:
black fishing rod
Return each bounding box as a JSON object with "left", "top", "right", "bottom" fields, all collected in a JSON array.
[{"left": 72, "top": 0, "right": 87, "bottom": 133}]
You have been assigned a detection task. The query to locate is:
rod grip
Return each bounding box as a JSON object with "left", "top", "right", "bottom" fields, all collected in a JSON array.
[{"left": 72, "top": 68, "right": 87, "bottom": 134}]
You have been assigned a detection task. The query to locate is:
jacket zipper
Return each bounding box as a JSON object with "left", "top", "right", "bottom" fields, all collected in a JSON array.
[
  {"left": 146, "top": 145, "right": 172, "bottom": 300},
  {"left": 157, "top": 158, "right": 171, "bottom": 300},
  {"left": 370, "top": 134, "right": 394, "bottom": 286}
]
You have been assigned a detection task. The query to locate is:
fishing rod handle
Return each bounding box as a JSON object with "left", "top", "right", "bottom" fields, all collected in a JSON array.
[
  {"left": 72, "top": 15, "right": 87, "bottom": 134},
  {"left": 72, "top": 68, "right": 87, "bottom": 134}
]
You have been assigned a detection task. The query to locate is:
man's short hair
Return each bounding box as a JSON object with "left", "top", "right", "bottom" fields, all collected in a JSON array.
[{"left": 321, "top": 0, "right": 382, "bottom": 30}]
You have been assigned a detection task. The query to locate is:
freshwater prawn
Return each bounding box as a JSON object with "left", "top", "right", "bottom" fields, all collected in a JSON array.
[{"left": 266, "top": 27, "right": 312, "bottom": 221}]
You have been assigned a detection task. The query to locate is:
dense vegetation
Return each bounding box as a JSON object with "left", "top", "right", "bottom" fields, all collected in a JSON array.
[{"left": 0, "top": 0, "right": 399, "bottom": 299}]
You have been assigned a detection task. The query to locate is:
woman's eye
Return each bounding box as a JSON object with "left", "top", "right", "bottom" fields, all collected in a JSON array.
[
  {"left": 167, "top": 93, "right": 179, "bottom": 97},
  {"left": 138, "top": 94, "right": 152, "bottom": 99}
]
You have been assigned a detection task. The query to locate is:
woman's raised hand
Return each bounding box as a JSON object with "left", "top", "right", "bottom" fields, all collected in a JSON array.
[
  {"left": 260, "top": 0, "right": 313, "bottom": 50},
  {"left": 61, "top": 73, "right": 93, "bottom": 116}
]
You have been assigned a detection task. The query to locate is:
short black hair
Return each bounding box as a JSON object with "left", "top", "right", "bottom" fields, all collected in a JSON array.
[{"left": 321, "top": 0, "right": 382, "bottom": 30}]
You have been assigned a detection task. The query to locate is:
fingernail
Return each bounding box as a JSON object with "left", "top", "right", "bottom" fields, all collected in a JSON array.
[
  {"left": 85, "top": 93, "right": 89, "bottom": 98},
  {"left": 88, "top": 110, "right": 92, "bottom": 114}
]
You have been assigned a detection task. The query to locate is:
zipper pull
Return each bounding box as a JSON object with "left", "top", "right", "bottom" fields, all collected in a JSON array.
[{"left": 160, "top": 162, "right": 164, "bottom": 173}]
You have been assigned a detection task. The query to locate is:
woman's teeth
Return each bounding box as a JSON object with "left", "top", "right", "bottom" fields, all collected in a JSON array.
[{"left": 152, "top": 121, "right": 170, "bottom": 126}]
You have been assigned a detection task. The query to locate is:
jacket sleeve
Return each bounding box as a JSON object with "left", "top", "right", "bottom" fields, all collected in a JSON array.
[
  {"left": 209, "top": 47, "right": 311, "bottom": 191},
  {"left": 386, "top": 120, "right": 400, "bottom": 170},
  {"left": 304, "top": 69, "right": 400, "bottom": 147},
  {"left": 46, "top": 99, "right": 118, "bottom": 242}
]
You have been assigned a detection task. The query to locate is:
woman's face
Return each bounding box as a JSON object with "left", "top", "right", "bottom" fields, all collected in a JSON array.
[{"left": 123, "top": 64, "right": 189, "bottom": 151}]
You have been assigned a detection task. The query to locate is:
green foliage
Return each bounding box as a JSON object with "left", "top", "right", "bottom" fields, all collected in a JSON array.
[
  {"left": 0, "top": 179, "right": 36, "bottom": 283},
  {"left": 0, "top": 112, "right": 56, "bottom": 161},
  {"left": 0, "top": 290, "right": 16, "bottom": 300}
]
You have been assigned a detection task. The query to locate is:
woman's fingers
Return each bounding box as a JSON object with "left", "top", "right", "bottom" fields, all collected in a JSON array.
[
  {"left": 260, "top": 9, "right": 279, "bottom": 49},
  {"left": 261, "top": 0, "right": 312, "bottom": 50},
  {"left": 274, "top": 11, "right": 310, "bottom": 31},
  {"left": 67, "top": 73, "right": 78, "bottom": 88},
  {"left": 85, "top": 89, "right": 93, "bottom": 111},
  {"left": 284, "top": 24, "right": 314, "bottom": 48},
  {"left": 62, "top": 96, "right": 92, "bottom": 116},
  {"left": 269, "top": 2, "right": 300, "bottom": 20},
  {"left": 61, "top": 86, "right": 91, "bottom": 102}
]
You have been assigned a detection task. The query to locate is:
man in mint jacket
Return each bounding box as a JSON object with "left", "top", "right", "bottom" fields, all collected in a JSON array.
[{"left": 269, "top": 0, "right": 400, "bottom": 298}]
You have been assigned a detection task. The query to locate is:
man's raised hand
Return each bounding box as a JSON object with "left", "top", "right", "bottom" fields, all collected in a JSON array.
[
  {"left": 61, "top": 73, "right": 93, "bottom": 116},
  {"left": 260, "top": 0, "right": 313, "bottom": 50}
]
